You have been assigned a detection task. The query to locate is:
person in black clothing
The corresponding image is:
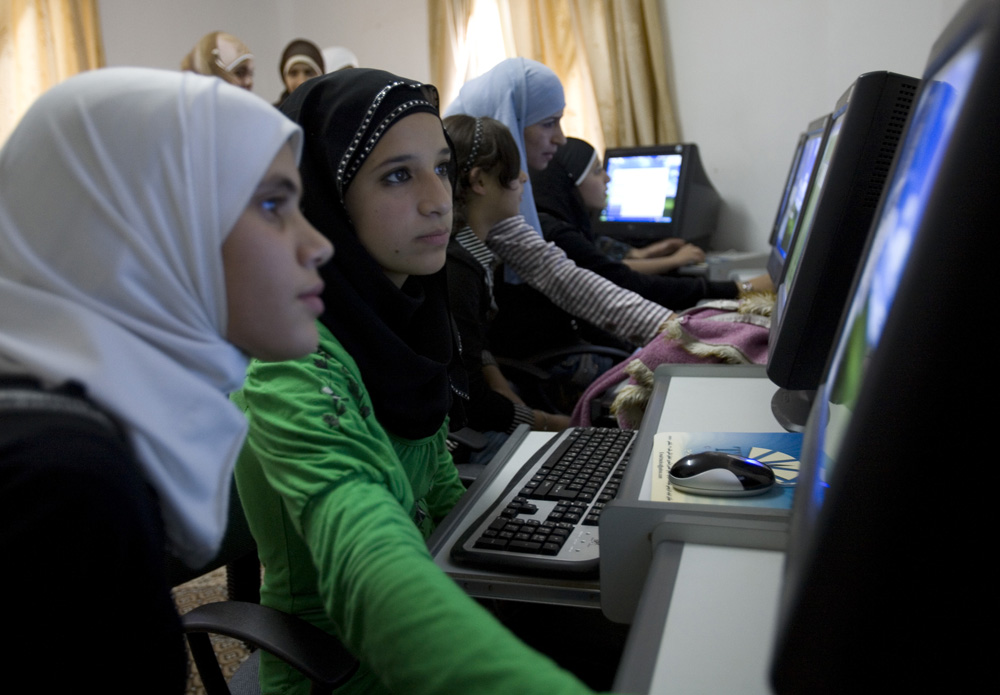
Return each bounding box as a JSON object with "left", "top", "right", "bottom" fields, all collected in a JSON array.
[
  {"left": 445, "top": 115, "right": 570, "bottom": 459},
  {"left": 488, "top": 137, "right": 772, "bottom": 359}
]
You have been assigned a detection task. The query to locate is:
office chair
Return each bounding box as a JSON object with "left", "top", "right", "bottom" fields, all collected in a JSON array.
[
  {"left": 496, "top": 343, "right": 630, "bottom": 415},
  {"left": 447, "top": 426, "right": 490, "bottom": 485},
  {"left": 168, "top": 482, "right": 358, "bottom": 695}
]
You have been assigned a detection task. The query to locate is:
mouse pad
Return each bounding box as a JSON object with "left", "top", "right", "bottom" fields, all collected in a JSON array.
[{"left": 650, "top": 431, "right": 802, "bottom": 506}]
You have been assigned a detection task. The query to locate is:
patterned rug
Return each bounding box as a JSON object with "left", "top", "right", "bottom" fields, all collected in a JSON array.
[{"left": 172, "top": 567, "right": 252, "bottom": 694}]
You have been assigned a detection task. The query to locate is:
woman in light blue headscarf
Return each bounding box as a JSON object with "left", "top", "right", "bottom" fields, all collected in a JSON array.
[
  {"left": 444, "top": 59, "right": 673, "bottom": 395},
  {"left": 444, "top": 57, "right": 566, "bottom": 236}
]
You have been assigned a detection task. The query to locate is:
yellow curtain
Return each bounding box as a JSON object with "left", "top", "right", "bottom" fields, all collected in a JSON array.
[
  {"left": 506, "top": 0, "right": 606, "bottom": 152},
  {"left": 572, "top": 0, "right": 678, "bottom": 148},
  {"left": 0, "top": 0, "right": 105, "bottom": 145},
  {"left": 429, "top": 0, "right": 478, "bottom": 108},
  {"left": 428, "top": 0, "right": 678, "bottom": 155}
]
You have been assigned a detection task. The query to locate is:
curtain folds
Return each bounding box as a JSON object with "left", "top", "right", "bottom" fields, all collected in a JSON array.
[
  {"left": 429, "top": 0, "right": 478, "bottom": 111},
  {"left": 0, "top": 0, "right": 105, "bottom": 145},
  {"left": 429, "top": 0, "right": 679, "bottom": 154}
]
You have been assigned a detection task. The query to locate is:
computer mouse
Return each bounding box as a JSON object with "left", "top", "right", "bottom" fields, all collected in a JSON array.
[{"left": 669, "top": 451, "right": 775, "bottom": 497}]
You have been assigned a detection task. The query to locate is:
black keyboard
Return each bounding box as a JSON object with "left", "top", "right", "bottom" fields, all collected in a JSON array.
[{"left": 451, "top": 427, "right": 635, "bottom": 576}]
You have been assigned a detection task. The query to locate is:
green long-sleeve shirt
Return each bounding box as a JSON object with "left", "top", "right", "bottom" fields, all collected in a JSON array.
[{"left": 232, "top": 323, "right": 595, "bottom": 695}]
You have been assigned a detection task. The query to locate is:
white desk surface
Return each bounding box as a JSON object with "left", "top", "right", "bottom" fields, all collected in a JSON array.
[
  {"left": 656, "top": 374, "right": 783, "bottom": 430},
  {"left": 638, "top": 374, "right": 787, "bottom": 500},
  {"left": 644, "top": 544, "right": 784, "bottom": 694},
  {"left": 616, "top": 368, "right": 787, "bottom": 694}
]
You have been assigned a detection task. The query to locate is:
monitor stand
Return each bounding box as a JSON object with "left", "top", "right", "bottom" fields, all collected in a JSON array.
[{"left": 770, "top": 388, "right": 816, "bottom": 433}]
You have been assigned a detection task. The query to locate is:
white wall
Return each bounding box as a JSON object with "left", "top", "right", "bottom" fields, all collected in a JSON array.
[
  {"left": 662, "top": 0, "right": 965, "bottom": 250},
  {"left": 100, "top": 0, "right": 967, "bottom": 251},
  {"left": 99, "top": 0, "right": 430, "bottom": 104}
]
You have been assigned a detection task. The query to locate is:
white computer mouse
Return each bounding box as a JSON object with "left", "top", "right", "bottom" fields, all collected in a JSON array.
[{"left": 668, "top": 451, "right": 775, "bottom": 497}]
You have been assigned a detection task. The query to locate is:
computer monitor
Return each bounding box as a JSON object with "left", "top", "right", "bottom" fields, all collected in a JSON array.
[
  {"left": 595, "top": 143, "right": 720, "bottom": 248},
  {"left": 770, "top": 0, "right": 997, "bottom": 691},
  {"left": 767, "top": 133, "right": 807, "bottom": 250},
  {"left": 767, "top": 71, "right": 920, "bottom": 395},
  {"left": 766, "top": 116, "right": 830, "bottom": 282}
]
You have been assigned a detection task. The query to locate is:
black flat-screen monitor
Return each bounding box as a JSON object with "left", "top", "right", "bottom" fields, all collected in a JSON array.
[
  {"left": 595, "top": 143, "right": 720, "bottom": 248},
  {"left": 767, "top": 132, "right": 807, "bottom": 250},
  {"left": 766, "top": 116, "right": 830, "bottom": 282},
  {"left": 767, "top": 71, "right": 920, "bottom": 394},
  {"left": 770, "top": 0, "right": 997, "bottom": 691}
]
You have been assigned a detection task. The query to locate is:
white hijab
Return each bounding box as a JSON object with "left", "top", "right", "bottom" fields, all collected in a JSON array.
[
  {"left": 0, "top": 67, "right": 301, "bottom": 566},
  {"left": 322, "top": 45, "right": 359, "bottom": 73}
]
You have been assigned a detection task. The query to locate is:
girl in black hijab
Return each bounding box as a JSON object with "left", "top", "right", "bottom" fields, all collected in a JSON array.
[
  {"left": 231, "top": 69, "right": 594, "bottom": 695},
  {"left": 530, "top": 137, "right": 743, "bottom": 311},
  {"left": 489, "top": 137, "right": 771, "bottom": 358},
  {"left": 280, "top": 68, "right": 461, "bottom": 440}
]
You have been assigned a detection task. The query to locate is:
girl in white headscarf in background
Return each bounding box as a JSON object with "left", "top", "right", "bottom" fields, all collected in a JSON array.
[
  {"left": 0, "top": 67, "right": 331, "bottom": 691},
  {"left": 322, "top": 45, "right": 360, "bottom": 73},
  {"left": 181, "top": 30, "right": 256, "bottom": 90}
]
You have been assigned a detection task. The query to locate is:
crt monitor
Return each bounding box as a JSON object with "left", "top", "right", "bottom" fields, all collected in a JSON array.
[
  {"left": 766, "top": 115, "right": 830, "bottom": 282},
  {"left": 767, "top": 71, "right": 920, "bottom": 394},
  {"left": 595, "top": 143, "right": 720, "bottom": 248},
  {"left": 770, "top": 0, "right": 997, "bottom": 691}
]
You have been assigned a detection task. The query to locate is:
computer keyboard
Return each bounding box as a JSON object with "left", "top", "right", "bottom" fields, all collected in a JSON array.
[{"left": 451, "top": 427, "right": 635, "bottom": 576}]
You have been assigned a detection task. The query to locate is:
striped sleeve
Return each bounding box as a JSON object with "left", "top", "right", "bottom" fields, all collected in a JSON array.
[{"left": 486, "top": 216, "right": 672, "bottom": 346}]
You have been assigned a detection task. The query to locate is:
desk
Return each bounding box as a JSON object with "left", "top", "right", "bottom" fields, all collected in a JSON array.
[
  {"left": 611, "top": 364, "right": 787, "bottom": 694},
  {"left": 430, "top": 364, "right": 791, "bottom": 693},
  {"left": 618, "top": 543, "right": 783, "bottom": 694}
]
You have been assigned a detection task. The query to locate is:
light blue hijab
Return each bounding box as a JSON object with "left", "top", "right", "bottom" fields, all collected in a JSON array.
[{"left": 445, "top": 57, "right": 565, "bottom": 237}]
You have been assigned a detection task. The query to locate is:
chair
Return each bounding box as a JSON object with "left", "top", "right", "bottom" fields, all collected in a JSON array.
[
  {"left": 447, "top": 426, "right": 489, "bottom": 485},
  {"left": 496, "top": 343, "right": 630, "bottom": 415},
  {"left": 168, "top": 482, "right": 359, "bottom": 695}
]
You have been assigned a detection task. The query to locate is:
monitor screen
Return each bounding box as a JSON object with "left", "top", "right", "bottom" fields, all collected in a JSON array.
[
  {"left": 770, "top": 1, "right": 993, "bottom": 689},
  {"left": 767, "top": 133, "right": 807, "bottom": 249},
  {"left": 781, "top": 115, "right": 844, "bottom": 287},
  {"left": 812, "top": 54, "right": 976, "bottom": 491},
  {"left": 766, "top": 116, "right": 829, "bottom": 282},
  {"left": 595, "top": 143, "right": 720, "bottom": 247},
  {"left": 602, "top": 152, "right": 681, "bottom": 224}
]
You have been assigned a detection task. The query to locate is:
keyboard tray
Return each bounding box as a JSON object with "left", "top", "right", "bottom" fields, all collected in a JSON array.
[{"left": 451, "top": 427, "right": 635, "bottom": 577}]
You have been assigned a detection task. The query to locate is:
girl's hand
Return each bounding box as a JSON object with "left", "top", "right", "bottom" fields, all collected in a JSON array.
[
  {"left": 628, "top": 237, "right": 687, "bottom": 259},
  {"left": 671, "top": 243, "right": 707, "bottom": 266},
  {"left": 533, "top": 411, "right": 571, "bottom": 432}
]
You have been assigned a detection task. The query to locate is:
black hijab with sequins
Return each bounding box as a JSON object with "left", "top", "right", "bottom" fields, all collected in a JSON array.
[{"left": 280, "top": 69, "right": 465, "bottom": 440}]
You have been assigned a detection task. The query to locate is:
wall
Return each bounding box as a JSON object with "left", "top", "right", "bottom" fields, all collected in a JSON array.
[
  {"left": 661, "top": 0, "right": 965, "bottom": 250},
  {"left": 99, "top": 0, "right": 430, "bottom": 104},
  {"left": 100, "top": 0, "right": 967, "bottom": 251}
]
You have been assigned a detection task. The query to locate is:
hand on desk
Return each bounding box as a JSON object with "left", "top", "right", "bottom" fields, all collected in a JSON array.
[
  {"left": 624, "top": 240, "right": 707, "bottom": 275},
  {"left": 626, "top": 237, "right": 688, "bottom": 259}
]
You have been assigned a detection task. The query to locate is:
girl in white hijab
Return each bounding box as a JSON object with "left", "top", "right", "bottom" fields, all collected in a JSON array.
[
  {"left": 181, "top": 30, "right": 256, "bottom": 90},
  {"left": 0, "top": 67, "right": 330, "bottom": 690}
]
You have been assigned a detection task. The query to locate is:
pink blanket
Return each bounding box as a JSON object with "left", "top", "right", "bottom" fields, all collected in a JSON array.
[{"left": 571, "top": 298, "right": 772, "bottom": 428}]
